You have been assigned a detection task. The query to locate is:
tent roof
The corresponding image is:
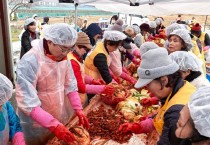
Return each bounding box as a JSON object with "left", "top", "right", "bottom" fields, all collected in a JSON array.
[{"left": 33, "top": 0, "right": 210, "bottom": 16}]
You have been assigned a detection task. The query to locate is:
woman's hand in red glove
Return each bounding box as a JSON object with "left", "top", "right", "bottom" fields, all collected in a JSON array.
[
  {"left": 132, "top": 58, "right": 141, "bottom": 65},
  {"left": 119, "top": 118, "right": 154, "bottom": 134},
  {"left": 51, "top": 124, "right": 75, "bottom": 143},
  {"left": 140, "top": 97, "right": 159, "bottom": 107},
  {"left": 102, "top": 85, "right": 115, "bottom": 95},
  {"left": 91, "top": 79, "right": 106, "bottom": 85},
  {"left": 75, "top": 110, "right": 90, "bottom": 129}
]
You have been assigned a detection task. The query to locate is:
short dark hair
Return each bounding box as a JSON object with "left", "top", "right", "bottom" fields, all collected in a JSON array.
[
  {"left": 104, "top": 39, "right": 122, "bottom": 47},
  {"left": 155, "top": 71, "right": 182, "bottom": 89},
  {"left": 110, "top": 15, "right": 118, "bottom": 24}
]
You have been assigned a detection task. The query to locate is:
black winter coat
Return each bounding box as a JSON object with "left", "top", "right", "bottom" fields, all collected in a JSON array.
[
  {"left": 20, "top": 30, "right": 39, "bottom": 59},
  {"left": 157, "top": 79, "right": 191, "bottom": 145}
]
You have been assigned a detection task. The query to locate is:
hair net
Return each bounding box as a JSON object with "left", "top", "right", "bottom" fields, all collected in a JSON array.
[
  {"left": 165, "top": 23, "right": 183, "bottom": 37},
  {"left": 44, "top": 23, "right": 78, "bottom": 46},
  {"left": 24, "top": 18, "right": 36, "bottom": 30},
  {"left": 0, "top": 73, "right": 13, "bottom": 106},
  {"left": 155, "top": 18, "right": 163, "bottom": 25},
  {"left": 179, "top": 24, "right": 189, "bottom": 30},
  {"left": 149, "top": 21, "right": 157, "bottom": 29},
  {"left": 122, "top": 24, "right": 128, "bottom": 31},
  {"left": 32, "top": 14, "right": 38, "bottom": 18},
  {"left": 188, "top": 86, "right": 210, "bottom": 138},
  {"left": 169, "top": 51, "right": 203, "bottom": 72},
  {"left": 140, "top": 42, "right": 159, "bottom": 55},
  {"left": 169, "top": 29, "right": 193, "bottom": 51},
  {"left": 103, "top": 30, "right": 126, "bottom": 41},
  {"left": 132, "top": 25, "right": 140, "bottom": 34}
]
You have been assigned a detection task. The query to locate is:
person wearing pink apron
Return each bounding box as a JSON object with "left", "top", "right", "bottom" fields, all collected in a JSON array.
[{"left": 16, "top": 23, "right": 89, "bottom": 145}]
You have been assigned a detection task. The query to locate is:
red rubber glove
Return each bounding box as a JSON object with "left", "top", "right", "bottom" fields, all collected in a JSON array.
[
  {"left": 120, "top": 72, "right": 137, "bottom": 85},
  {"left": 122, "top": 67, "right": 131, "bottom": 75},
  {"left": 140, "top": 97, "right": 159, "bottom": 107},
  {"left": 51, "top": 124, "right": 75, "bottom": 142},
  {"left": 102, "top": 85, "right": 115, "bottom": 95},
  {"left": 119, "top": 118, "right": 154, "bottom": 134},
  {"left": 91, "top": 79, "right": 106, "bottom": 85},
  {"left": 132, "top": 58, "right": 140, "bottom": 65},
  {"left": 75, "top": 110, "right": 90, "bottom": 129}
]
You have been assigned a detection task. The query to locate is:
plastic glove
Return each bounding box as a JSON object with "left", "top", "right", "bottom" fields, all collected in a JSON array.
[
  {"left": 51, "top": 124, "right": 75, "bottom": 143},
  {"left": 120, "top": 72, "right": 137, "bottom": 85},
  {"left": 12, "top": 132, "right": 26, "bottom": 145},
  {"left": 122, "top": 67, "right": 131, "bottom": 75},
  {"left": 91, "top": 79, "right": 106, "bottom": 85},
  {"left": 30, "top": 107, "right": 75, "bottom": 143},
  {"left": 75, "top": 110, "right": 90, "bottom": 129},
  {"left": 203, "top": 45, "right": 210, "bottom": 51},
  {"left": 119, "top": 118, "right": 154, "bottom": 134},
  {"left": 140, "top": 97, "right": 159, "bottom": 107},
  {"left": 86, "top": 85, "right": 114, "bottom": 95},
  {"left": 133, "top": 49, "right": 141, "bottom": 58},
  {"left": 101, "top": 85, "right": 115, "bottom": 95},
  {"left": 132, "top": 58, "right": 140, "bottom": 65}
]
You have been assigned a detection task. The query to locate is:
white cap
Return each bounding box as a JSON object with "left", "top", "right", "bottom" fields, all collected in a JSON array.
[
  {"left": 103, "top": 30, "right": 126, "bottom": 41},
  {"left": 188, "top": 86, "right": 210, "bottom": 138},
  {"left": 169, "top": 51, "right": 203, "bottom": 72},
  {"left": 24, "top": 18, "right": 36, "bottom": 30},
  {"left": 44, "top": 23, "right": 78, "bottom": 46},
  {"left": 0, "top": 73, "right": 13, "bottom": 106},
  {"left": 169, "top": 29, "right": 193, "bottom": 51}
]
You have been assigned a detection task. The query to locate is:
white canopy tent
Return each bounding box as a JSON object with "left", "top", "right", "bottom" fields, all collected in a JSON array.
[
  {"left": 33, "top": 0, "right": 210, "bottom": 16},
  {"left": 32, "top": 0, "right": 210, "bottom": 29}
]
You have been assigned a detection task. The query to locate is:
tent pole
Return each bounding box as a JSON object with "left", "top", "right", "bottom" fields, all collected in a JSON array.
[
  {"left": 204, "top": 15, "right": 208, "bottom": 32},
  {"left": 74, "top": 3, "right": 78, "bottom": 31}
]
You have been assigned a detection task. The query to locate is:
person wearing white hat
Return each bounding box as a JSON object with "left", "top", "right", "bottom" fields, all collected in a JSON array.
[
  {"left": 16, "top": 23, "right": 89, "bottom": 145},
  {"left": 167, "top": 29, "right": 193, "bottom": 54},
  {"left": 119, "top": 48, "right": 196, "bottom": 145},
  {"left": 84, "top": 30, "right": 127, "bottom": 84},
  {"left": 0, "top": 73, "right": 26, "bottom": 145},
  {"left": 20, "top": 18, "right": 40, "bottom": 59},
  {"left": 169, "top": 51, "right": 210, "bottom": 88},
  {"left": 67, "top": 32, "right": 115, "bottom": 106},
  {"left": 32, "top": 14, "right": 41, "bottom": 32},
  {"left": 175, "top": 86, "right": 210, "bottom": 144}
]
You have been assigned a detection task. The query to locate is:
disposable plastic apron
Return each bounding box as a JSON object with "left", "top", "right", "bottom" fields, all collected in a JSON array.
[
  {"left": 18, "top": 41, "right": 74, "bottom": 145},
  {"left": 67, "top": 53, "right": 87, "bottom": 106},
  {"left": 0, "top": 104, "right": 9, "bottom": 145}
]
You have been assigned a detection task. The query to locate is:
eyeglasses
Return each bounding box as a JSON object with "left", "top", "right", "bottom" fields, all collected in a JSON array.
[
  {"left": 57, "top": 44, "right": 75, "bottom": 53},
  {"left": 77, "top": 45, "right": 90, "bottom": 52}
]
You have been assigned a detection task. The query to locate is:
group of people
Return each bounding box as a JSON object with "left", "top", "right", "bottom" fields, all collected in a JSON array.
[{"left": 1, "top": 14, "right": 210, "bottom": 145}]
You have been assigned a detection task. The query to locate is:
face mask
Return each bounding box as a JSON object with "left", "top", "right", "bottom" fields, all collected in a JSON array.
[{"left": 0, "top": 111, "right": 6, "bottom": 131}]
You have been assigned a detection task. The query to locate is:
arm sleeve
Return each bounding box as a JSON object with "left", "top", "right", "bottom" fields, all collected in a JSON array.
[
  {"left": 64, "top": 61, "right": 78, "bottom": 95},
  {"left": 126, "top": 51, "right": 134, "bottom": 61},
  {"left": 6, "top": 102, "right": 22, "bottom": 141},
  {"left": 93, "top": 53, "right": 112, "bottom": 84},
  {"left": 21, "top": 32, "right": 32, "bottom": 53},
  {"left": 70, "top": 60, "right": 86, "bottom": 93},
  {"left": 109, "top": 51, "right": 122, "bottom": 76},
  {"left": 15, "top": 53, "right": 40, "bottom": 113},
  {"left": 204, "top": 33, "right": 210, "bottom": 46},
  {"left": 157, "top": 105, "right": 184, "bottom": 145}
]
